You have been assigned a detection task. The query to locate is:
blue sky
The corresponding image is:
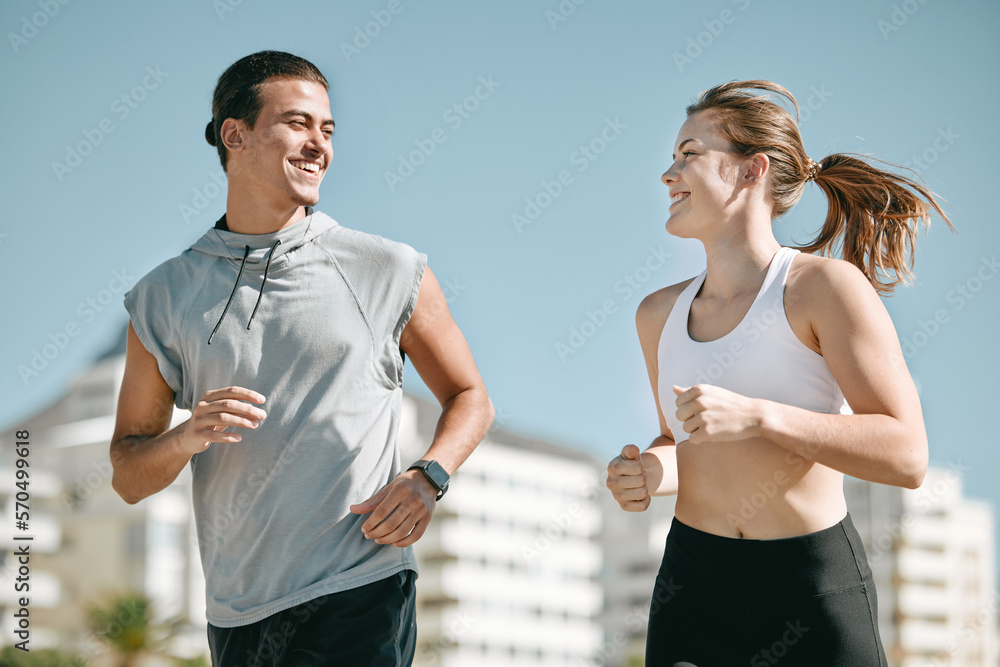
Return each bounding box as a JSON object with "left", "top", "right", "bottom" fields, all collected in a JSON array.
[{"left": 2, "top": 0, "right": 998, "bottom": 552}]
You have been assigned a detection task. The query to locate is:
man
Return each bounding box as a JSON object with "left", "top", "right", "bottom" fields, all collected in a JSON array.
[{"left": 110, "top": 51, "right": 494, "bottom": 666}]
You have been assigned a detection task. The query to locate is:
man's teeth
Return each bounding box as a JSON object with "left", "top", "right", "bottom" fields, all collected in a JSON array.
[
  {"left": 671, "top": 193, "right": 689, "bottom": 204},
  {"left": 290, "top": 161, "right": 320, "bottom": 173}
]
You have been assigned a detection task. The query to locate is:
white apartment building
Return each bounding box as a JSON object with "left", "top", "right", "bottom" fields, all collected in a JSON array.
[
  {"left": 0, "top": 337, "right": 207, "bottom": 663},
  {"left": 401, "top": 394, "right": 605, "bottom": 667},
  {"left": 598, "top": 482, "right": 676, "bottom": 667},
  {"left": 846, "top": 468, "right": 998, "bottom": 667}
]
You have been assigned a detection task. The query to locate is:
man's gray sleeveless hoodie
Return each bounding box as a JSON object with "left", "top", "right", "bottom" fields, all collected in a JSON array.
[{"left": 124, "top": 209, "right": 425, "bottom": 627}]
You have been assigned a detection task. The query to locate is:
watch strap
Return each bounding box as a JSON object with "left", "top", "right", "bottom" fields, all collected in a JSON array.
[{"left": 408, "top": 460, "right": 449, "bottom": 500}]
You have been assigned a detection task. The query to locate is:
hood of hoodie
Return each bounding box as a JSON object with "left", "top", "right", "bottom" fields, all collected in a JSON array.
[
  {"left": 190, "top": 206, "right": 337, "bottom": 268},
  {"left": 188, "top": 207, "right": 338, "bottom": 344}
]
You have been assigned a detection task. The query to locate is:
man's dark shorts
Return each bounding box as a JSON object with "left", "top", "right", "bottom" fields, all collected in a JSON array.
[{"left": 207, "top": 570, "right": 417, "bottom": 667}]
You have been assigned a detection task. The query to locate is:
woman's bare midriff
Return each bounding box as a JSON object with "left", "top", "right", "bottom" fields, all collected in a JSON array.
[{"left": 672, "top": 435, "right": 847, "bottom": 540}]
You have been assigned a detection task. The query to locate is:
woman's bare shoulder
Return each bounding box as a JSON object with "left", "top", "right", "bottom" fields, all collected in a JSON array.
[
  {"left": 787, "top": 252, "right": 877, "bottom": 305},
  {"left": 636, "top": 278, "right": 697, "bottom": 335}
]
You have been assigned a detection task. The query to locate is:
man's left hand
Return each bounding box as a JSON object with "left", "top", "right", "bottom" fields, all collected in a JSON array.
[{"left": 349, "top": 470, "right": 437, "bottom": 547}]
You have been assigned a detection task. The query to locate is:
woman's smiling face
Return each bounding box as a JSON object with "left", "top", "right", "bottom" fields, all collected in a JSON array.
[{"left": 661, "top": 111, "right": 751, "bottom": 240}]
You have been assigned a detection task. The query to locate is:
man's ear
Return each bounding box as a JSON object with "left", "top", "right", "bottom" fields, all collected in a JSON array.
[{"left": 220, "top": 118, "right": 245, "bottom": 153}]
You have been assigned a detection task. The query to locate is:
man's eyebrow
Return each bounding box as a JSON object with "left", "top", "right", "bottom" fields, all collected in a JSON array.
[
  {"left": 671, "top": 138, "right": 699, "bottom": 159},
  {"left": 279, "top": 110, "right": 335, "bottom": 127}
]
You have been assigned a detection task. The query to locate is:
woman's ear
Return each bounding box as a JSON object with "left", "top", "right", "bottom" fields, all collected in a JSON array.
[{"left": 744, "top": 153, "right": 770, "bottom": 184}]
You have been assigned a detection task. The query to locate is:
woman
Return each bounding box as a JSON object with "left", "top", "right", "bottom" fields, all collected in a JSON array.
[{"left": 605, "top": 80, "right": 951, "bottom": 665}]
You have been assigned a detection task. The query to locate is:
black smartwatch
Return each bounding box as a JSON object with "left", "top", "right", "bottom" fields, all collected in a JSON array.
[{"left": 408, "top": 460, "right": 450, "bottom": 500}]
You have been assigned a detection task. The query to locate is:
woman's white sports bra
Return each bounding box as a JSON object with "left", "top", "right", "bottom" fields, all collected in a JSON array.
[{"left": 657, "top": 247, "right": 852, "bottom": 444}]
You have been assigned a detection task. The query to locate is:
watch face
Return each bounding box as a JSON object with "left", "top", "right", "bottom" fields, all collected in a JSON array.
[{"left": 424, "top": 460, "right": 450, "bottom": 488}]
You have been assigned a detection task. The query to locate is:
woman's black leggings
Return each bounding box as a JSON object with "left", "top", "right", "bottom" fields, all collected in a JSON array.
[{"left": 645, "top": 513, "right": 887, "bottom": 666}]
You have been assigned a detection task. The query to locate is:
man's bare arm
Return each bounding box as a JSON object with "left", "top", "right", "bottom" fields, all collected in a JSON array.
[
  {"left": 398, "top": 267, "right": 494, "bottom": 475},
  {"left": 110, "top": 322, "right": 266, "bottom": 504},
  {"left": 350, "top": 268, "right": 494, "bottom": 546}
]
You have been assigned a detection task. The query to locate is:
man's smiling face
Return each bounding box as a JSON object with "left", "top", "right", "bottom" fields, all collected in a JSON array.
[{"left": 235, "top": 77, "right": 335, "bottom": 209}]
